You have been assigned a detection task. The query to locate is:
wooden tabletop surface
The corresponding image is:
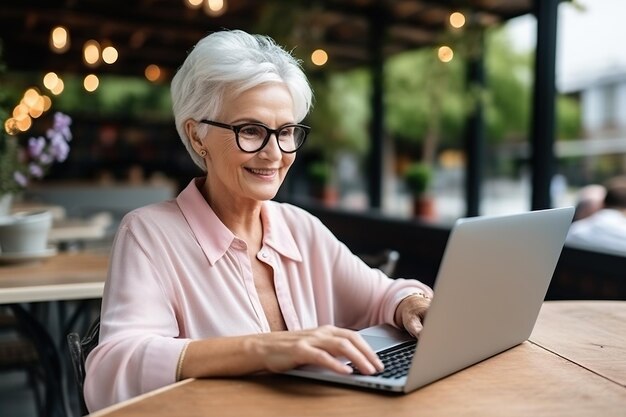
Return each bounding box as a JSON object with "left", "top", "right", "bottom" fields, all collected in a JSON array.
[
  {"left": 0, "top": 251, "right": 109, "bottom": 303},
  {"left": 530, "top": 300, "right": 626, "bottom": 387},
  {"left": 90, "top": 301, "right": 626, "bottom": 417}
]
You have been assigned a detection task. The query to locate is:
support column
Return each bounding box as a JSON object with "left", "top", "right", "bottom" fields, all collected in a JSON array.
[
  {"left": 367, "top": 9, "right": 385, "bottom": 209},
  {"left": 530, "top": 0, "right": 559, "bottom": 210},
  {"left": 464, "top": 29, "right": 485, "bottom": 218}
]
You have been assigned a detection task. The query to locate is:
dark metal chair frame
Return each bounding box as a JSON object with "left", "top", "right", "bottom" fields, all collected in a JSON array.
[
  {"left": 66, "top": 316, "right": 100, "bottom": 416},
  {"left": 7, "top": 303, "right": 74, "bottom": 417}
]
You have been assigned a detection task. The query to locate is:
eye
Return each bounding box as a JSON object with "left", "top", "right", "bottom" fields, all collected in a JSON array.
[
  {"left": 279, "top": 127, "right": 294, "bottom": 137},
  {"left": 239, "top": 125, "right": 265, "bottom": 138}
]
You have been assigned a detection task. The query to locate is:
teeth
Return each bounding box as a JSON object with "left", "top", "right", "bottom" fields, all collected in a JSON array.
[{"left": 248, "top": 168, "right": 275, "bottom": 175}]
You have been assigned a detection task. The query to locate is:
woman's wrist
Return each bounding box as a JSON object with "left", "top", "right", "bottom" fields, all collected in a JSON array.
[
  {"left": 180, "top": 334, "right": 269, "bottom": 379},
  {"left": 394, "top": 292, "right": 431, "bottom": 328}
]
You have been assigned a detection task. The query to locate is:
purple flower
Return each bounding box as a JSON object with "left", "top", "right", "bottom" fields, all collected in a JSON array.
[
  {"left": 29, "top": 163, "right": 44, "bottom": 178},
  {"left": 28, "top": 136, "right": 46, "bottom": 158},
  {"left": 13, "top": 171, "right": 28, "bottom": 187},
  {"left": 4, "top": 111, "right": 73, "bottom": 191},
  {"left": 38, "top": 152, "right": 54, "bottom": 165},
  {"left": 50, "top": 135, "right": 70, "bottom": 162},
  {"left": 49, "top": 112, "right": 72, "bottom": 141}
]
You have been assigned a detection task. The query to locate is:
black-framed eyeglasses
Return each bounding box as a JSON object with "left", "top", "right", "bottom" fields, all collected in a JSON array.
[{"left": 199, "top": 119, "right": 310, "bottom": 153}]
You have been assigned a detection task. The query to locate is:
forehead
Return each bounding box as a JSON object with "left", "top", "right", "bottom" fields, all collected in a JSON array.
[{"left": 220, "top": 83, "right": 294, "bottom": 121}]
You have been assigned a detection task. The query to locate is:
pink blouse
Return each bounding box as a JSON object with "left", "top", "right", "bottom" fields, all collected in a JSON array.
[{"left": 84, "top": 178, "right": 432, "bottom": 411}]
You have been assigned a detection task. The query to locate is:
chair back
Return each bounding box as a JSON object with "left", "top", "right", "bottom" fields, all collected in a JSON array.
[
  {"left": 67, "top": 316, "right": 100, "bottom": 415},
  {"left": 359, "top": 249, "right": 400, "bottom": 277}
]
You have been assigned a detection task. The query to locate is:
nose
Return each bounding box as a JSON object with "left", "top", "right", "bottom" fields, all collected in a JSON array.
[{"left": 258, "top": 132, "right": 282, "bottom": 160}]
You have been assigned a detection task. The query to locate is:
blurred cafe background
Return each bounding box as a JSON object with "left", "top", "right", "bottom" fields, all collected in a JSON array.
[
  {"left": 1, "top": 1, "right": 626, "bottom": 416},
  {"left": 1, "top": 0, "right": 625, "bottom": 223}
]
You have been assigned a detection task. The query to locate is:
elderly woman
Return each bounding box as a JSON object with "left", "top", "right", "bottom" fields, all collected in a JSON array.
[{"left": 84, "top": 29, "right": 432, "bottom": 411}]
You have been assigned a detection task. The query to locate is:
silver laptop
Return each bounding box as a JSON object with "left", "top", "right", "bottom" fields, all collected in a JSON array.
[{"left": 286, "top": 206, "right": 575, "bottom": 393}]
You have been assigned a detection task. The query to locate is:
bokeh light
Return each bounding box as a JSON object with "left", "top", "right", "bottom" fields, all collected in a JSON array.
[
  {"left": 311, "top": 49, "right": 329, "bottom": 66},
  {"left": 438, "top": 46, "right": 454, "bottom": 62},
  {"left": 450, "top": 12, "right": 466, "bottom": 29}
]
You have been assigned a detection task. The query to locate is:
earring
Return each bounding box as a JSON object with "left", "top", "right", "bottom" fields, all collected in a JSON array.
[{"left": 199, "top": 149, "right": 207, "bottom": 157}]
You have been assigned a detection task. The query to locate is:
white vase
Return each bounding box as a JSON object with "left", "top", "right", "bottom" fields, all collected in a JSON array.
[
  {"left": 0, "top": 193, "right": 13, "bottom": 217},
  {"left": 0, "top": 210, "right": 53, "bottom": 254}
]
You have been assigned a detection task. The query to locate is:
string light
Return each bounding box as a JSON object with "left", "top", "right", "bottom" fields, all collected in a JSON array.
[
  {"left": 145, "top": 64, "right": 161, "bottom": 82},
  {"left": 13, "top": 103, "right": 29, "bottom": 119},
  {"left": 43, "top": 72, "right": 59, "bottom": 91},
  {"left": 50, "top": 26, "right": 70, "bottom": 53},
  {"left": 4, "top": 118, "right": 18, "bottom": 135},
  {"left": 4, "top": 87, "right": 58, "bottom": 135},
  {"left": 84, "top": 74, "right": 100, "bottom": 92},
  {"left": 83, "top": 40, "right": 101, "bottom": 67},
  {"left": 185, "top": 0, "right": 203, "bottom": 9},
  {"left": 15, "top": 114, "right": 32, "bottom": 132},
  {"left": 311, "top": 49, "right": 329, "bottom": 66},
  {"left": 28, "top": 95, "right": 45, "bottom": 118},
  {"left": 449, "top": 12, "right": 466, "bottom": 29},
  {"left": 204, "top": 0, "right": 227, "bottom": 17},
  {"left": 22, "top": 88, "right": 40, "bottom": 108},
  {"left": 438, "top": 46, "right": 454, "bottom": 62},
  {"left": 51, "top": 78, "right": 65, "bottom": 95},
  {"left": 102, "top": 46, "right": 119, "bottom": 64},
  {"left": 42, "top": 96, "right": 52, "bottom": 111}
]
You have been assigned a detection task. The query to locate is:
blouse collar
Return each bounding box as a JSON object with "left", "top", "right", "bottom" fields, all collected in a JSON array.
[{"left": 176, "top": 177, "right": 302, "bottom": 265}]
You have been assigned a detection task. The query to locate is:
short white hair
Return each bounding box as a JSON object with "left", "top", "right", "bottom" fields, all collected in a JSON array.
[{"left": 171, "top": 30, "right": 313, "bottom": 170}]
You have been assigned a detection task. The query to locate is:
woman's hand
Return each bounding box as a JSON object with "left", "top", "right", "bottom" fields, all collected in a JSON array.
[
  {"left": 252, "top": 325, "right": 384, "bottom": 376},
  {"left": 394, "top": 293, "right": 431, "bottom": 337}
]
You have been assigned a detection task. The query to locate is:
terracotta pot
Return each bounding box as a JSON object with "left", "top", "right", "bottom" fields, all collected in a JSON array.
[
  {"left": 311, "top": 185, "right": 339, "bottom": 206},
  {"left": 412, "top": 195, "right": 436, "bottom": 220}
]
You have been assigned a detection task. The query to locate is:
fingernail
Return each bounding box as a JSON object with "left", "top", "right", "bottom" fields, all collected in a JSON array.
[
  {"left": 376, "top": 359, "right": 384, "bottom": 371},
  {"left": 344, "top": 365, "right": 354, "bottom": 374}
]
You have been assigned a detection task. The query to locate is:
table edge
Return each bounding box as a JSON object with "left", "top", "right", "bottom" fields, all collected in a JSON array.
[
  {"left": 87, "top": 378, "right": 195, "bottom": 417},
  {"left": 0, "top": 282, "right": 105, "bottom": 303}
]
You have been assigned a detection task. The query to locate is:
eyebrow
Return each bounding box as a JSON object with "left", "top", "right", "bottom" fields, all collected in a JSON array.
[{"left": 229, "top": 119, "right": 298, "bottom": 127}]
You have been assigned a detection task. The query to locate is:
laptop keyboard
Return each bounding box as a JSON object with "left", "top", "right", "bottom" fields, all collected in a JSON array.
[{"left": 348, "top": 341, "right": 417, "bottom": 379}]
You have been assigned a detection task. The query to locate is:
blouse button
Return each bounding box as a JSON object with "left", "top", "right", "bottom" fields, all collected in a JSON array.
[{"left": 260, "top": 251, "right": 268, "bottom": 259}]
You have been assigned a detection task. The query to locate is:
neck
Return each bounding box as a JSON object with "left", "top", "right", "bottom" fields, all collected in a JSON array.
[{"left": 199, "top": 177, "right": 264, "bottom": 241}]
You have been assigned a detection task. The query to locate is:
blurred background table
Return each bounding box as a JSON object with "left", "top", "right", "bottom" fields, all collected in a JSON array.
[
  {"left": 0, "top": 251, "right": 109, "bottom": 417},
  {"left": 0, "top": 252, "right": 108, "bottom": 304}
]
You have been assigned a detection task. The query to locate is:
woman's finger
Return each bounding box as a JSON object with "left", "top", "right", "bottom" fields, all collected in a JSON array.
[
  {"left": 319, "top": 334, "right": 378, "bottom": 375},
  {"left": 335, "top": 329, "right": 384, "bottom": 372}
]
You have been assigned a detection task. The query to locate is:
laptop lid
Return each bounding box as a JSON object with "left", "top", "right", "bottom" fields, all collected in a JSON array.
[
  {"left": 403, "top": 206, "right": 574, "bottom": 392},
  {"left": 286, "top": 207, "right": 575, "bottom": 393}
]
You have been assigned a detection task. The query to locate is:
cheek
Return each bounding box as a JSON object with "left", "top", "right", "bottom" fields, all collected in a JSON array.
[
  {"left": 206, "top": 144, "right": 253, "bottom": 185},
  {"left": 281, "top": 154, "right": 296, "bottom": 171},
  {"left": 207, "top": 137, "right": 242, "bottom": 166}
]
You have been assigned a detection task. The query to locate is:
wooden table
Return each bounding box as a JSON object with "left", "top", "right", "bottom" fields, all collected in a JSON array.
[
  {"left": 0, "top": 251, "right": 108, "bottom": 303},
  {"left": 90, "top": 301, "right": 626, "bottom": 417}
]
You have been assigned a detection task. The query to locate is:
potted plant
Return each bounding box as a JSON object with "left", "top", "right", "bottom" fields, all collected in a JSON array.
[
  {"left": 307, "top": 160, "right": 338, "bottom": 206},
  {"left": 404, "top": 162, "right": 436, "bottom": 219},
  {"left": 0, "top": 45, "right": 73, "bottom": 216}
]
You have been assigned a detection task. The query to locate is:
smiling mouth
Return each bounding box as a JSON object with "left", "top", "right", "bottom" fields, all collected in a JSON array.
[{"left": 245, "top": 167, "right": 278, "bottom": 176}]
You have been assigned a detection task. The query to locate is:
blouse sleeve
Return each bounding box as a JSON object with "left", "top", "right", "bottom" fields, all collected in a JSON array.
[
  {"left": 307, "top": 214, "right": 433, "bottom": 330},
  {"left": 83, "top": 218, "right": 190, "bottom": 412}
]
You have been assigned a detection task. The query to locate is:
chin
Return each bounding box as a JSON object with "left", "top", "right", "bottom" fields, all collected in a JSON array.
[{"left": 248, "top": 187, "right": 280, "bottom": 201}]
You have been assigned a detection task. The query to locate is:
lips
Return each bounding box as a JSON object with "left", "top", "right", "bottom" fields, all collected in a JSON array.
[{"left": 246, "top": 167, "right": 277, "bottom": 176}]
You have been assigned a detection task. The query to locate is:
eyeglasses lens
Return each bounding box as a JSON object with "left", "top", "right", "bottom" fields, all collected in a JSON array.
[{"left": 238, "top": 124, "right": 306, "bottom": 152}]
